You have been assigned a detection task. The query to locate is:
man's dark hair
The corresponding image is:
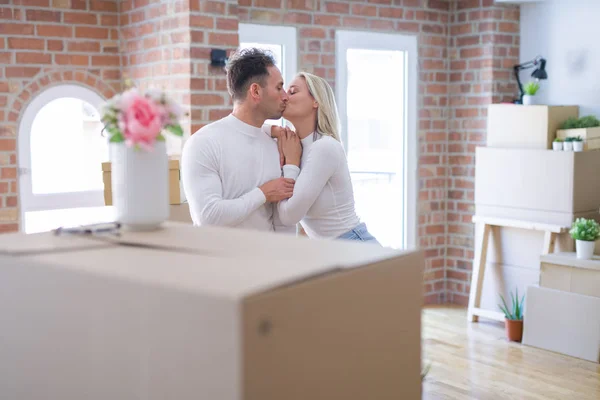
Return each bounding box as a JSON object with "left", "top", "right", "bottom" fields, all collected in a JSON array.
[{"left": 225, "top": 48, "right": 276, "bottom": 102}]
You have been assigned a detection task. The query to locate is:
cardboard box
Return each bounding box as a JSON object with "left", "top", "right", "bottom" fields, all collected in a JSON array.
[
  {"left": 522, "top": 285, "right": 600, "bottom": 363},
  {"left": 102, "top": 156, "right": 183, "bottom": 205},
  {"left": 487, "top": 104, "right": 579, "bottom": 149},
  {"left": 556, "top": 127, "right": 600, "bottom": 151},
  {"left": 0, "top": 223, "right": 424, "bottom": 400},
  {"left": 540, "top": 252, "right": 600, "bottom": 298},
  {"left": 475, "top": 146, "right": 600, "bottom": 226}
]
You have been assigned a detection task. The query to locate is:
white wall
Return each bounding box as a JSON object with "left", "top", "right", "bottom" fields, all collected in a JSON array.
[{"left": 520, "top": 0, "right": 600, "bottom": 116}]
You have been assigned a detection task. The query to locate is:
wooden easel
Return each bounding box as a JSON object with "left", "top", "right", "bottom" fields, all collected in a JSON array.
[{"left": 467, "top": 215, "right": 570, "bottom": 322}]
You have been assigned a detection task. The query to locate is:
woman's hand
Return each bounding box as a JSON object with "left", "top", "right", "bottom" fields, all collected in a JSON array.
[
  {"left": 272, "top": 126, "right": 287, "bottom": 167},
  {"left": 280, "top": 128, "right": 302, "bottom": 167}
]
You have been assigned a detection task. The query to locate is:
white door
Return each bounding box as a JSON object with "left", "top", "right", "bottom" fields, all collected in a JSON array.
[
  {"left": 239, "top": 23, "right": 297, "bottom": 127},
  {"left": 336, "top": 30, "right": 418, "bottom": 249},
  {"left": 18, "top": 85, "right": 109, "bottom": 226}
]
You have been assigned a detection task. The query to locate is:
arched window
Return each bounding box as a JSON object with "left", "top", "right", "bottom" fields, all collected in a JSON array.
[{"left": 18, "top": 84, "right": 109, "bottom": 229}]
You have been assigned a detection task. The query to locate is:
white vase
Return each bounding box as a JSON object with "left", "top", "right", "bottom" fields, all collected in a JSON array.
[
  {"left": 573, "top": 141, "right": 584, "bottom": 152},
  {"left": 563, "top": 141, "right": 573, "bottom": 151},
  {"left": 522, "top": 95, "right": 535, "bottom": 105},
  {"left": 576, "top": 239, "right": 596, "bottom": 260},
  {"left": 110, "top": 141, "right": 169, "bottom": 231},
  {"left": 552, "top": 142, "right": 563, "bottom": 151}
]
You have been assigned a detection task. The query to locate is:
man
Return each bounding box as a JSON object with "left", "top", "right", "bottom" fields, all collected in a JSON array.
[{"left": 181, "top": 48, "right": 296, "bottom": 233}]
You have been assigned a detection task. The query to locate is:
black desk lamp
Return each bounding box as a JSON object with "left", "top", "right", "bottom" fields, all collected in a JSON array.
[{"left": 514, "top": 56, "right": 548, "bottom": 104}]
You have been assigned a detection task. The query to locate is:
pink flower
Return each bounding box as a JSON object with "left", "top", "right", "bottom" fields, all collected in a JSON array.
[{"left": 118, "top": 89, "right": 163, "bottom": 150}]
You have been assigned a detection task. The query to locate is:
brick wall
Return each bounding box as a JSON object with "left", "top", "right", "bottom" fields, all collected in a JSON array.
[
  {"left": 0, "top": 0, "right": 521, "bottom": 305},
  {"left": 0, "top": 0, "right": 121, "bottom": 234},
  {"left": 120, "top": 0, "right": 192, "bottom": 153},
  {"left": 446, "top": 0, "right": 519, "bottom": 305},
  {"left": 189, "top": 0, "right": 240, "bottom": 134}
]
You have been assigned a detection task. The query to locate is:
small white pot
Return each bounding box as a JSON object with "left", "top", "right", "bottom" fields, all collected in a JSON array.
[
  {"left": 563, "top": 141, "right": 573, "bottom": 151},
  {"left": 522, "top": 95, "right": 535, "bottom": 105},
  {"left": 573, "top": 141, "right": 584, "bottom": 152},
  {"left": 552, "top": 142, "right": 563, "bottom": 151},
  {"left": 576, "top": 239, "right": 596, "bottom": 260},
  {"left": 110, "top": 141, "right": 169, "bottom": 231}
]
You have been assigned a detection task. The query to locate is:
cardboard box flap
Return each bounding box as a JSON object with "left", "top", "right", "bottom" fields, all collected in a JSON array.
[
  {"left": 20, "top": 244, "right": 419, "bottom": 299},
  {"left": 540, "top": 252, "right": 600, "bottom": 272},
  {"left": 0, "top": 231, "right": 114, "bottom": 256},
  {"left": 111, "top": 222, "right": 402, "bottom": 266}
]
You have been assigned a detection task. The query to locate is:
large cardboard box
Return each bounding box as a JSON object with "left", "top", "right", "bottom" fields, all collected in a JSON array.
[
  {"left": 475, "top": 146, "right": 600, "bottom": 226},
  {"left": 102, "top": 156, "right": 183, "bottom": 205},
  {"left": 487, "top": 104, "right": 578, "bottom": 149},
  {"left": 0, "top": 223, "right": 424, "bottom": 400},
  {"left": 540, "top": 252, "right": 600, "bottom": 298},
  {"left": 523, "top": 285, "right": 600, "bottom": 363}
]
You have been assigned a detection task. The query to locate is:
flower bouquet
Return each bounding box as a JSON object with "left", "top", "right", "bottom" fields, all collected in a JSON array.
[{"left": 101, "top": 85, "right": 186, "bottom": 231}]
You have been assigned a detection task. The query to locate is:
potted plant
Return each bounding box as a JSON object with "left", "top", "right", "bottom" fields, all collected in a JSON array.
[
  {"left": 101, "top": 82, "right": 185, "bottom": 231},
  {"left": 572, "top": 136, "right": 584, "bottom": 152},
  {"left": 522, "top": 81, "right": 540, "bottom": 105},
  {"left": 556, "top": 115, "right": 600, "bottom": 149},
  {"left": 563, "top": 136, "right": 574, "bottom": 151},
  {"left": 498, "top": 288, "right": 524, "bottom": 342},
  {"left": 569, "top": 217, "right": 600, "bottom": 259},
  {"left": 552, "top": 137, "right": 563, "bottom": 151}
]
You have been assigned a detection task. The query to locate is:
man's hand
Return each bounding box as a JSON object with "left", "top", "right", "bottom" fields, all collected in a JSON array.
[
  {"left": 280, "top": 128, "right": 302, "bottom": 167},
  {"left": 260, "top": 177, "right": 295, "bottom": 202}
]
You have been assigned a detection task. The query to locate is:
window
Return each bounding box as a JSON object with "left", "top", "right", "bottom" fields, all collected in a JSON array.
[
  {"left": 18, "top": 85, "right": 109, "bottom": 231},
  {"left": 239, "top": 23, "right": 298, "bottom": 127}
]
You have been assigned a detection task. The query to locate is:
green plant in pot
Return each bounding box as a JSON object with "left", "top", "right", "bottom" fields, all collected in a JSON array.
[
  {"left": 552, "top": 137, "right": 563, "bottom": 151},
  {"left": 572, "top": 135, "right": 584, "bottom": 152},
  {"left": 499, "top": 288, "right": 524, "bottom": 342},
  {"left": 569, "top": 218, "right": 600, "bottom": 259},
  {"left": 522, "top": 81, "right": 540, "bottom": 105},
  {"left": 563, "top": 136, "right": 575, "bottom": 151}
]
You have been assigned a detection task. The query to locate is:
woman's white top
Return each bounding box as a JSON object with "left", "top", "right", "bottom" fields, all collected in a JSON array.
[{"left": 278, "top": 132, "right": 361, "bottom": 239}]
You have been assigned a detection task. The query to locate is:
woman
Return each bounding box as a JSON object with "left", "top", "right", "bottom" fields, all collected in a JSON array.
[{"left": 265, "top": 72, "right": 380, "bottom": 245}]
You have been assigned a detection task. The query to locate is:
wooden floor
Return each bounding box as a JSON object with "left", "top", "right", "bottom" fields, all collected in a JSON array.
[{"left": 422, "top": 306, "right": 600, "bottom": 400}]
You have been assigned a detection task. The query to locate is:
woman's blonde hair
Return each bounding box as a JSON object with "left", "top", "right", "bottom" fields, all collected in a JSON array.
[{"left": 297, "top": 72, "right": 341, "bottom": 142}]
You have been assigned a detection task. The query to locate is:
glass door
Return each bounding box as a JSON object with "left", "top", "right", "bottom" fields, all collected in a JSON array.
[{"left": 336, "top": 31, "right": 418, "bottom": 249}]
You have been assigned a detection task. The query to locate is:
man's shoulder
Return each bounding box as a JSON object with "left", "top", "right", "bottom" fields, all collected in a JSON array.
[
  {"left": 191, "top": 115, "right": 234, "bottom": 138},
  {"left": 185, "top": 116, "right": 234, "bottom": 149}
]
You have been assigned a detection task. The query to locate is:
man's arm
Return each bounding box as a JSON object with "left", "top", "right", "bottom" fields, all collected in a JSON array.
[{"left": 181, "top": 136, "right": 267, "bottom": 227}]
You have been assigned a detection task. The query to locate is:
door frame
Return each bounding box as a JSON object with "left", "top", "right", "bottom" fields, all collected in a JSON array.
[
  {"left": 18, "top": 84, "right": 107, "bottom": 223},
  {"left": 335, "top": 30, "right": 418, "bottom": 250}
]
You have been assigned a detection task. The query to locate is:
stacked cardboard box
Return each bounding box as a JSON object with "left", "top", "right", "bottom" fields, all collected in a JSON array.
[
  {"left": 473, "top": 104, "right": 600, "bottom": 315},
  {"left": 523, "top": 253, "right": 600, "bottom": 363}
]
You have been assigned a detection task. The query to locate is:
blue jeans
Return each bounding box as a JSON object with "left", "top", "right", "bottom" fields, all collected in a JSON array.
[{"left": 337, "top": 222, "right": 381, "bottom": 245}]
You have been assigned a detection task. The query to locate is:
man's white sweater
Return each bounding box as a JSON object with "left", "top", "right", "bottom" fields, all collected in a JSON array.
[{"left": 181, "top": 114, "right": 294, "bottom": 234}]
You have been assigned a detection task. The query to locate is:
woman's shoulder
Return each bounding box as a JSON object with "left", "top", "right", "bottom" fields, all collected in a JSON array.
[{"left": 313, "top": 134, "right": 344, "bottom": 152}]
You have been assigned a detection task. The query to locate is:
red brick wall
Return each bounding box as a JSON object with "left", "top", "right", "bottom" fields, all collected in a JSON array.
[
  {"left": 446, "top": 0, "right": 519, "bottom": 305},
  {"left": 189, "top": 0, "right": 240, "bottom": 134},
  {"left": 120, "top": 0, "right": 192, "bottom": 153},
  {"left": 0, "top": 0, "right": 121, "bottom": 234}
]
